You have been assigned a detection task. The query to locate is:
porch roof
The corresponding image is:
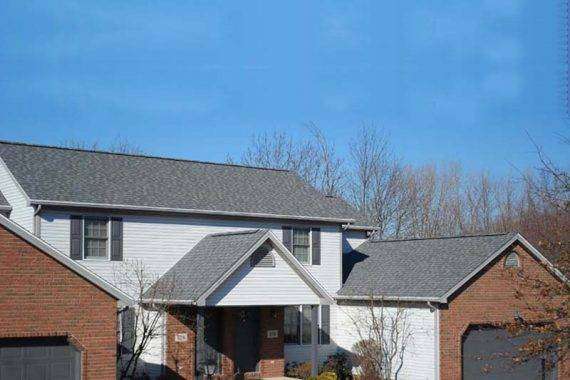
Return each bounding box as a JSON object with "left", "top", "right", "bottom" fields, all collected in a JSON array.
[{"left": 145, "top": 229, "right": 332, "bottom": 305}]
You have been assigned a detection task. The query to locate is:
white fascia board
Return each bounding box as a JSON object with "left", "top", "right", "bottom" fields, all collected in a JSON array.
[
  {"left": 30, "top": 199, "right": 355, "bottom": 224},
  {"left": 0, "top": 214, "right": 133, "bottom": 305}
]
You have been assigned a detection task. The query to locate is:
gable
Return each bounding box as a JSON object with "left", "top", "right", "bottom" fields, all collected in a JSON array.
[
  {"left": 206, "top": 244, "right": 322, "bottom": 306},
  {"left": 0, "top": 215, "right": 132, "bottom": 304}
]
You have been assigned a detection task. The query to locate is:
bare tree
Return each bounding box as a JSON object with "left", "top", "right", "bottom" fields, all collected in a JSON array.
[
  {"left": 114, "top": 260, "right": 176, "bottom": 379},
  {"left": 60, "top": 135, "right": 145, "bottom": 155},
  {"left": 344, "top": 298, "right": 413, "bottom": 380},
  {"left": 234, "top": 125, "right": 345, "bottom": 196},
  {"left": 502, "top": 134, "right": 569, "bottom": 371}
]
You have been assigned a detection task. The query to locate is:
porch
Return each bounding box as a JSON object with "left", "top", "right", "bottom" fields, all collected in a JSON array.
[{"left": 147, "top": 229, "right": 332, "bottom": 379}]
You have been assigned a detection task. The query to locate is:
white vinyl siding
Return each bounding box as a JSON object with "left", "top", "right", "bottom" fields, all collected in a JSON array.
[
  {"left": 0, "top": 158, "right": 33, "bottom": 231},
  {"left": 206, "top": 247, "right": 321, "bottom": 306},
  {"left": 342, "top": 230, "right": 368, "bottom": 254},
  {"left": 39, "top": 212, "right": 342, "bottom": 294},
  {"left": 334, "top": 303, "right": 436, "bottom": 380}
]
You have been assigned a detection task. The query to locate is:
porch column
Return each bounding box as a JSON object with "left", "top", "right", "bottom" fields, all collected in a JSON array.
[{"left": 311, "top": 305, "right": 319, "bottom": 377}]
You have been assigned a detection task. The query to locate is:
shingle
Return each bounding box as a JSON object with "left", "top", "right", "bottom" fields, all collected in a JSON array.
[
  {"left": 0, "top": 191, "right": 8, "bottom": 207},
  {"left": 147, "top": 229, "right": 268, "bottom": 302},
  {"left": 0, "top": 141, "right": 358, "bottom": 222},
  {"left": 339, "top": 232, "right": 517, "bottom": 299}
]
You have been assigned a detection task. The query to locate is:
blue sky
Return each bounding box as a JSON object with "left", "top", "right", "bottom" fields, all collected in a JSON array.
[{"left": 0, "top": 1, "right": 567, "bottom": 174}]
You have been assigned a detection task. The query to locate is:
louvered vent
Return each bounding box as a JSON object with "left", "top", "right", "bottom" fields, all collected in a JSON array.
[
  {"left": 504, "top": 251, "right": 520, "bottom": 268},
  {"left": 250, "top": 245, "right": 275, "bottom": 268}
]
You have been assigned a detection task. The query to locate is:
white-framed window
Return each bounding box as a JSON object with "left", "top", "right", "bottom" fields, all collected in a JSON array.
[
  {"left": 504, "top": 251, "right": 520, "bottom": 268},
  {"left": 283, "top": 305, "right": 330, "bottom": 346},
  {"left": 292, "top": 228, "right": 311, "bottom": 264},
  {"left": 83, "top": 217, "right": 109, "bottom": 260}
]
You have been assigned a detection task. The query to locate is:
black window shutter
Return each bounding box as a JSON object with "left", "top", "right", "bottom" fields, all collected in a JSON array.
[
  {"left": 111, "top": 217, "right": 123, "bottom": 261},
  {"left": 282, "top": 226, "right": 293, "bottom": 251},
  {"left": 320, "top": 305, "right": 330, "bottom": 344},
  {"left": 311, "top": 227, "right": 321, "bottom": 265},
  {"left": 69, "top": 215, "right": 83, "bottom": 260}
]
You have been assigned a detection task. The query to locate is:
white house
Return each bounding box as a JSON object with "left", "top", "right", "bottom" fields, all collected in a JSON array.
[{"left": 0, "top": 140, "right": 564, "bottom": 380}]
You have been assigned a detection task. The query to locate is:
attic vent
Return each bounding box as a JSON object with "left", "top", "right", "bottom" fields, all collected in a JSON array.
[
  {"left": 504, "top": 251, "right": 520, "bottom": 268},
  {"left": 250, "top": 245, "right": 275, "bottom": 268}
]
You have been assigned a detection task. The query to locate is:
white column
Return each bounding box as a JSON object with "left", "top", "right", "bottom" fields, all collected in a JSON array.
[{"left": 311, "top": 305, "right": 319, "bottom": 377}]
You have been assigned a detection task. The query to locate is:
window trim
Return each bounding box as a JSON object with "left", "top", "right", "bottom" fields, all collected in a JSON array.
[
  {"left": 82, "top": 217, "right": 111, "bottom": 261},
  {"left": 504, "top": 251, "right": 520, "bottom": 269},
  {"left": 283, "top": 305, "right": 330, "bottom": 346},
  {"left": 292, "top": 228, "right": 312, "bottom": 265}
]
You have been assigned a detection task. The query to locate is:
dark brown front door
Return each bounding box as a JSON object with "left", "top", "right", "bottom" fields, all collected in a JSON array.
[{"left": 234, "top": 307, "right": 260, "bottom": 374}]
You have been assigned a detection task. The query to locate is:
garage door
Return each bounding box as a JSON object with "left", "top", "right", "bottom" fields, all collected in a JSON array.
[
  {"left": 462, "top": 326, "right": 556, "bottom": 380},
  {"left": 0, "top": 337, "right": 80, "bottom": 380}
]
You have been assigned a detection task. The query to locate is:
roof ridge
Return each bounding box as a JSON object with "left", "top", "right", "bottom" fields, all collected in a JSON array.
[
  {"left": 0, "top": 139, "right": 291, "bottom": 173},
  {"left": 209, "top": 229, "right": 266, "bottom": 237},
  {"left": 369, "top": 231, "right": 513, "bottom": 243}
]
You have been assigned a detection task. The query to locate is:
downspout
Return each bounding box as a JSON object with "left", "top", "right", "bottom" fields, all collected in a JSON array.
[{"left": 427, "top": 302, "right": 440, "bottom": 380}]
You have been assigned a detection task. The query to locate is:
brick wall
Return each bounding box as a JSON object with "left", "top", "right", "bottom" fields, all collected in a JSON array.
[
  {"left": 0, "top": 224, "right": 118, "bottom": 380},
  {"left": 165, "top": 306, "right": 284, "bottom": 379},
  {"left": 259, "top": 307, "right": 285, "bottom": 377},
  {"left": 165, "top": 306, "right": 197, "bottom": 379},
  {"left": 439, "top": 243, "right": 568, "bottom": 379}
]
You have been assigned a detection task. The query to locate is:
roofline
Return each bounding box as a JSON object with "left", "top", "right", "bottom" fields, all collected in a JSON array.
[
  {"left": 335, "top": 295, "right": 445, "bottom": 303},
  {"left": 439, "top": 233, "right": 567, "bottom": 303},
  {"left": 343, "top": 224, "right": 379, "bottom": 231},
  {"left": 31, "top": 199, "right": 356, "bottom": 224},
  {"left": 0, "top": 156, "right": 32, "bottom": 205},
  {"left": 0, "top": 214, "right": 133, "bottom": 305},
  {"left": 195, "top": 230, "right": 334, "bottom": 305},
  {"left": 366, "top": 232, "right": 511, "bottom": 243},
  {"left": 0, "top": 139, "right": 291, "bottom": 173}
]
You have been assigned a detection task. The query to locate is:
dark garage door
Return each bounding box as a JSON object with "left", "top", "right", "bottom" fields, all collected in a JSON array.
[
  {"left": 0, "top": 337, "right": 80, "bottom": 380},
  {"left": 462, "top": 326, "right": 556, "bottom": 380}
]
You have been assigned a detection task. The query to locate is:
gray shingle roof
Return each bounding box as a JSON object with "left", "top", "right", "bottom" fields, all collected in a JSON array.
[
  {"left": 0, "top": 191, "right": 9, "bottom": 208},
  {"left": 0, "top": 141, "right": 358, "bottom": 222},
  {"left": 148, "top": 229, "right": 268, "bottom": 302},
  {"left": 339, "top": 232, "right": 517, "bottom": 300}
]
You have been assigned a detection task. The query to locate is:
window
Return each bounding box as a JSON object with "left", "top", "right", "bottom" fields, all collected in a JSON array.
[
  {"left": 320, "top": 305, "right": 330, "bottom": 345},
  {"left": 505, "top": 251, "right": 520, "bottom": 268},
  {"left": 293, "top": 228, "right": 311, "bottom": 264},
  {"left": 301, "top": 306, "right": 312, "bottom": 345},
  {"left": 284, "top": 306, "right": 300, "bottom": 344},
  {"left": 84, "top": 218, "right": 108, "bottom": 259},
  {"left": 284, "top": 305, "right": 330, "bottom": 346}
]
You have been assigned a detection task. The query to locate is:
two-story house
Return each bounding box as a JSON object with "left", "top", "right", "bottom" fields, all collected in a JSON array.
[{"left": 0, "top": 141, "right": 565, "bottom": 380}]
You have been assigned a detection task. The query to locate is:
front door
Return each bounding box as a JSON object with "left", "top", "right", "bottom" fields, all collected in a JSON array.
[{"left": 234, "top": 307, "right": 260, "bottom": 374}]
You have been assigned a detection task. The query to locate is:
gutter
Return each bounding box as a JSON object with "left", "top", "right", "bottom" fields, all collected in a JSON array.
[
  {"left": 342, "top": 224, "right": 380, "bottom": 231},
  {"left": 335, "top": 294, "right": 446, "bottom": 303},
  {"left": 30, "top": 199, "right": 356, "bottom": 224}
]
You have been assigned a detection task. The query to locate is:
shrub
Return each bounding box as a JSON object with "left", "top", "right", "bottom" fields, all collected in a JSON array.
[
  {"left": 285, "top": 361, "right": 312, "bottom": 379},
  {"left": 320, "top": 352, "right": 351, "bottom": 380}
]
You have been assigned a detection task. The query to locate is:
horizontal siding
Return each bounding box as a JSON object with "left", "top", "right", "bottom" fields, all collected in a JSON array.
[
  {"left": 0, "top": 158, "right": 33, "bottom": 231},
  {"left": 342, "top": 230, "right": 368, "bottom": 253},
  {"left": 39, "top": 212, "right": 342, "bottom": 295},
  {"left": 335, "top": 303, "right": 436, "bottom": 380},
  {"left": 207, "top": 248, "right": 321, "bottom": 306}
]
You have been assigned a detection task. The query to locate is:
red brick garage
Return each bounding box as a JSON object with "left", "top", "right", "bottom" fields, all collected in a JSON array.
[
  {"left": 439, "top": 242, "right": 568, "bottom": 379},
  {"left": 0, "top": 215, "right": 132, "bottom": 380}
]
